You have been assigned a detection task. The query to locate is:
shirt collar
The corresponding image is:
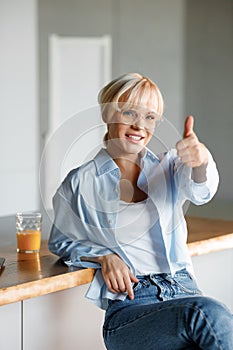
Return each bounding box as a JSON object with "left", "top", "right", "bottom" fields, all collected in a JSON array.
[
  {"left": 94, "top": 148, "right": 119, "bottom": 176},
  {"left": 139, "top": 147, "right": 160, "bottom": 166}
]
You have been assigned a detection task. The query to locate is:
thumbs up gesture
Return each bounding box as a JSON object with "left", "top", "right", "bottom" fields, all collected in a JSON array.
[{"left": 176, "top": 116, "right": 208, "bottom": 168}]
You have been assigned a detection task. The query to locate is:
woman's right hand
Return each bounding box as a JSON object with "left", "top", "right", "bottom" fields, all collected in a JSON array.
[{"left": 97, "top": 254, "right": 139, "bottom": 300}]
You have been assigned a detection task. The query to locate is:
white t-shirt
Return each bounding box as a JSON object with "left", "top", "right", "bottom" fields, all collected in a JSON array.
[{"left": 115, "top": 198, "right": 170, "bottom": 275}]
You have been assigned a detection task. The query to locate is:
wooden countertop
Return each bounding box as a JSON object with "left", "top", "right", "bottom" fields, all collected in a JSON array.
[
  {"left": 0, "top": 242, "right": 95, "bottom": 307},
  {"left": 186, "top": 216, "right": 233, "bottom": 256},
  {"left": 0, "top": 216, "right": 233, "bottom": 307}
]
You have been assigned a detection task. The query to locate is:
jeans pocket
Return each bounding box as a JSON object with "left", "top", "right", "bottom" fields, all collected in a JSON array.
[{"left": 173, "top": 272, "right": 202, "bottom": 295}]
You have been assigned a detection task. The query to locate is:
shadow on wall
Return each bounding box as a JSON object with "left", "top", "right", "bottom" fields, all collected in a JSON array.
[
  {"left": 187, "top": 200, "right": 233, "bottom": 221},
  {"left": 0, "top": 215, "right": 16, "bottom": 246}
]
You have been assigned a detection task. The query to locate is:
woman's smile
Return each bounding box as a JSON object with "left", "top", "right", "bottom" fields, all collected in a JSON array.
[{"left": 125, "top": 133, "right": 145, "bottom": 143}]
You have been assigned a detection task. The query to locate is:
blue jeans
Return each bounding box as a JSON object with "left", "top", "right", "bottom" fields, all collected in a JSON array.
[{"left": 103, "top": 269, "right": 233, "bottom": 349}]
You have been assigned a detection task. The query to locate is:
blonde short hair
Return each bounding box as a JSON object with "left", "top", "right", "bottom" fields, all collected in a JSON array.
[{"left": 98, "top": 73, "right": 164, "bottom": 123}]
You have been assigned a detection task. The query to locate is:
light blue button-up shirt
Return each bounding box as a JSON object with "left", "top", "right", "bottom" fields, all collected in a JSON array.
[{"left": 48, "top": 147, "right": 219, "bottom": 309}]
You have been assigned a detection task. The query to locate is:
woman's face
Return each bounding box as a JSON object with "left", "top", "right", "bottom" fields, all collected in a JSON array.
[{"left": 106, "top": 106, "right": 157, "bottom": 157}]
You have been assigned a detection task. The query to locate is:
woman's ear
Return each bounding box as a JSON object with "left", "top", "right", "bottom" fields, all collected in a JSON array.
[{"left": 102, "top": 112, "right": 108, "bottom": 123}]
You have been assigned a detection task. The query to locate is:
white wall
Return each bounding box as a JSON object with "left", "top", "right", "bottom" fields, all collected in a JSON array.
[
  {"left": 0, "top": 0, "right": 39, "bottom": 216},
  {"left": 185, "top": 0, "right": 233, "bottom": 219}
]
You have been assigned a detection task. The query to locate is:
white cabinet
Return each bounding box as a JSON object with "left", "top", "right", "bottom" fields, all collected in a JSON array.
[
  {"left": 23, "top": 284, "right": 106, "bottom": 350},
  {"left": 0, "top": 302, "right": 21, "bottom": 350},
  {"left": 192, "top": 248, "right": 233, "bottom": 312}
]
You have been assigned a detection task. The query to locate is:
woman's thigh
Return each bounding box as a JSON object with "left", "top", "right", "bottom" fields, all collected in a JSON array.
[
  {"left": 103, "top": 271, "right": 233, "bottom": 350},
  {"left": 103, "top": 296, "right": 233, "bottom": 350},
  {"left": 104, "top": 297, "right": 197, "bottom": 350}
]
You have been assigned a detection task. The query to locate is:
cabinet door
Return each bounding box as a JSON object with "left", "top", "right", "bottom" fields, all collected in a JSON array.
[
  {"left": 23, "top": 284, "right": 106, "bottom": 350},
  {"left": 0, "top": 302, "right": 21, "bottom": 350}
]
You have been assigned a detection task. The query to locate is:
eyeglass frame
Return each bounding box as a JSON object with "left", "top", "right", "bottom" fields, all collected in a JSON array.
[{"left": 114, "top": 106, "right": 164, "bottom": 132}]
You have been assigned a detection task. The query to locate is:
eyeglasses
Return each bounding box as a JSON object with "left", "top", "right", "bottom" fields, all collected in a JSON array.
[{"left": 117, "top": 108, "right": 163, "bottom": 131}]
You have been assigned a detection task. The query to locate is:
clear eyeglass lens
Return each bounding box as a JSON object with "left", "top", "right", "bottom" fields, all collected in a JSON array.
[{"left": 121, "top": 109, "right": 161, "bottom": 130}]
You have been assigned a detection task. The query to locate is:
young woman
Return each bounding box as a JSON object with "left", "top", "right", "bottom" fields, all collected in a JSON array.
[{"left": 49, "top": 73, "right": 233, "bottom": 349}]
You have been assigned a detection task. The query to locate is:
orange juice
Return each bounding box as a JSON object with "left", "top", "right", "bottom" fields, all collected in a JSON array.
[{"left": 17, "top": 230, "right": 41, "bottom": 253}]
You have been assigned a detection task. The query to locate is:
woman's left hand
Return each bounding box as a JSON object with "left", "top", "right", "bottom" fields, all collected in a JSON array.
[{"left": 176, "top": 116, "right": 208, "bottom": 168}]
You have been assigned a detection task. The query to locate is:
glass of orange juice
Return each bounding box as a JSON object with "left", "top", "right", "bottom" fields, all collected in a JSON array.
[{"left": 16, "top": 212, "right": 42, "bottom": 253}]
